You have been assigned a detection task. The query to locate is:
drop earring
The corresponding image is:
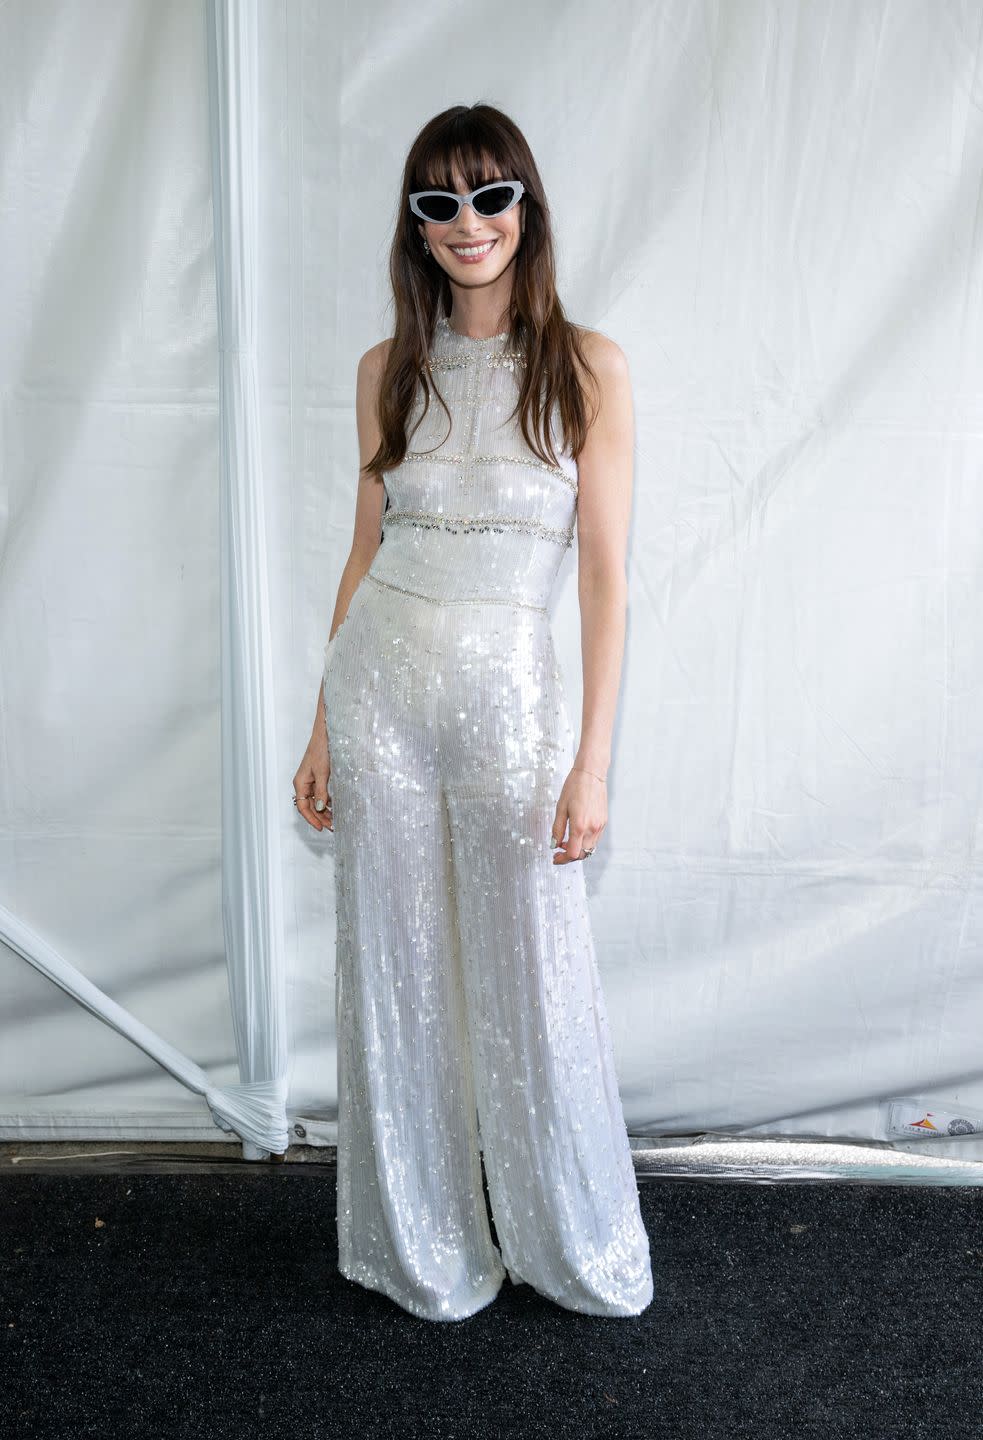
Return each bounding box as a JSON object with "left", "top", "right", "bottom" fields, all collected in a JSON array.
[{"left": 422, "top": 236, "right": 431, "bottom": 255}]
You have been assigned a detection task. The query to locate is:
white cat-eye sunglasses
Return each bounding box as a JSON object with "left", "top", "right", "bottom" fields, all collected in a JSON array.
[{"left": 409, "top": 180, "right": 525, "bottom": 225}]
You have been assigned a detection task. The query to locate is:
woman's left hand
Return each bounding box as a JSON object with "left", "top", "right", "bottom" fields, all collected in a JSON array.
[{"left": 551, "top": 767, "right": 607, "bottom": 864}]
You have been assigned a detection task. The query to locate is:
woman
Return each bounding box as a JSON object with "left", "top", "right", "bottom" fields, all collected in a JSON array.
[{"left": 293, "top": 104, "right": 653, "bottom": 1322}]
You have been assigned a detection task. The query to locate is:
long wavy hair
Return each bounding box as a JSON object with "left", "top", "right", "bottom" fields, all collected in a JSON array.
[{"left": 364, "top": 104, "right": 600, "bottom": 480}]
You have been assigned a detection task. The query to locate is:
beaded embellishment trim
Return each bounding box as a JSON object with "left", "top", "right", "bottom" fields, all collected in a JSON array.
[
  {"left": 424, "top": 355, "right": 470, "bottom": 372},
  {"left": 428, "top": 318, "right": 523, "bottom": 370},
  {"left": 426, "top": 351, "right": 526, "bottom": 372},
  {"left": 365, "top": 570, "right": 548, "bottom": 614},
  {"left": 382, "top": 509, "right": 574, "bottom": 547},
  {"left": 402, "top": 451, "right": 578, "bottom": 496}
]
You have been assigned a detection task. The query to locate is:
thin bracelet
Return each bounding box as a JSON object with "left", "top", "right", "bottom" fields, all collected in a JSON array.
[{"left": 573, "top": 766, "right": 607, "bottom": 784}]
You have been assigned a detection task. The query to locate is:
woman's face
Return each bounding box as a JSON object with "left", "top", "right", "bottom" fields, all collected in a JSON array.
[{"left": 416, "top": 164, "right": 524, "bottom": 284}]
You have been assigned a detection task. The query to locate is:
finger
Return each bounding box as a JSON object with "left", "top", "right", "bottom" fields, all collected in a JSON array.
[
  {"left": 551, "top": 801, "right": 568, "bottom": 852},
  {"left": 314, "top": 766, "right": 334, "bottom": 831},
  {"left": 554, "top": 816, "right": 605, "bottom": 864},
  {"left": 295, "top": 763, "right": 331, "bottom": 832},
  {"left": 296, "top": 787, "right": 323, "bottom": 831}
]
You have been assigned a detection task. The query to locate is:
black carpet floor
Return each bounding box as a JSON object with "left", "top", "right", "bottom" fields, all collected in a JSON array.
[{"left": 2, "top": 1169, "right": 982, "bottom": 1439}]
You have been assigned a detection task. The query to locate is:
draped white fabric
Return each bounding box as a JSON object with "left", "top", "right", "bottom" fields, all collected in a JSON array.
[{"left": 2, "top": 0, "right": 983, "bottom": 1163}]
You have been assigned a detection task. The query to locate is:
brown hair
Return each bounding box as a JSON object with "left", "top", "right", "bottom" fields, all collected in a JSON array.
[{"left": 364, "top": 104, "right": 600, "bottom": 480}]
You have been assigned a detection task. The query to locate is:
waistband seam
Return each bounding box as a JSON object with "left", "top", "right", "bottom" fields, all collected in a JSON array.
[{"left": 364, "top": 571, "right": 548, "bottom": 615}]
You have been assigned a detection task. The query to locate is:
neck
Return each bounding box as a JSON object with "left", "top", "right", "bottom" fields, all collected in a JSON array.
[{"left": 445, "top": 287, "right": 513, "bottom": 341}]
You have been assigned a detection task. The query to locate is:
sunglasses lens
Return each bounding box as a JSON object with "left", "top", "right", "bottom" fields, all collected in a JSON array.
[
  {"left": 417, "top": 194, "right": 459, "bottom": 222},
  {"left": 474, "top": 184, "right": 516, "bottom": 217}
]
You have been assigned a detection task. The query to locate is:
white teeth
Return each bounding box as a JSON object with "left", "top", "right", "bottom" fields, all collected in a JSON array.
[{"left": 449, "top": 240, "right": 496, "bottom": 257}]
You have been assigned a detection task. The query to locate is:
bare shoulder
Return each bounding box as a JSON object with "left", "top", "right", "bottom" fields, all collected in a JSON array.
[
  {"left": 569, "top": 326, "right": 632, "bottom": 442},
  {"left": 357, "top": 336, "right": 394, "bottom": 387},
  {"left": 354, "top": 340, "right": 395, "bottom": 479},
  {"left": 570, "top": 324, "right": 630, "bottom": 380}
]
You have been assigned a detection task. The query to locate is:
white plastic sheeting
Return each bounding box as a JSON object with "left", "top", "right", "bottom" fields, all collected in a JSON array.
[{"left": 2, "top": 0, "right": 982, "bottom": 1161}]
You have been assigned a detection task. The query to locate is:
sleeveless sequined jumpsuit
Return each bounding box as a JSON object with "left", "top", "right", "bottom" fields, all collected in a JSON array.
[{"left": 321, "top": 313, "right": 654, "bottom": 1321}]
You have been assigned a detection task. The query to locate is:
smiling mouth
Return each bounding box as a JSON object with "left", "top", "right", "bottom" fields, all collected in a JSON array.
[{"left": 447, "top": 238, "right": 499, "bottom": 258}]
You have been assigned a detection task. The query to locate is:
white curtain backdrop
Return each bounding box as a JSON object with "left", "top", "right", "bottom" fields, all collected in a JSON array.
[{"left": 2, "top": 0, "right": 982, "bottom": 1162}]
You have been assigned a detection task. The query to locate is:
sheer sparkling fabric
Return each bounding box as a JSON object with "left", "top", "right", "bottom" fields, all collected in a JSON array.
[{"left": 321, "top": 314, "right": 653, "bottom": 1321}]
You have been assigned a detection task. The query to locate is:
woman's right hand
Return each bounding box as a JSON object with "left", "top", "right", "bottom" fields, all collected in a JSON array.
[{"left": 294, "top": 729, "right": 333, "bottom": 832}]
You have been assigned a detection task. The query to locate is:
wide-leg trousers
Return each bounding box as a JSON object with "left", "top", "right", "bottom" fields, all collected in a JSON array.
[{"left": 322, "top": 572, "right": 654, "bottom": 1321}]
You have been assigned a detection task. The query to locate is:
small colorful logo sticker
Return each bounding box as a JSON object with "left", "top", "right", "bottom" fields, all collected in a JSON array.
[{"left": 886, "top": 1099, "right": 982, "bottom": 1138}]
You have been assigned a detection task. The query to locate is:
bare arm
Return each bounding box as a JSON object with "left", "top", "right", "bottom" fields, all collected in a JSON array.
[
  {"left": 310, "top": 339, "right": 390, "bottom": 735},
  {"left": 294, "top": 339, "right": 390, "bottom": 831},
  {"left": 551, "top": 330, "right": 633, "bottom": 863},
  {"left": 573, "top": 331, "right": 633, "bottom": 778}
]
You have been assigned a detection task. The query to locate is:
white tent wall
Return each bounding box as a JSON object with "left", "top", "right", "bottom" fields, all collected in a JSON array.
[
  {"left": 0, "top": 1, "right": 239, "bottom": 1140},
  {"left": 1, "top": 0, "right": 982, "bottom": 1160}
]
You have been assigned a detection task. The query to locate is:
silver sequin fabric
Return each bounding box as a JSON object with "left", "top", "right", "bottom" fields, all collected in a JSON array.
[{"left": 321, "top": 314, "right": 654, "bottom": 1321}]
